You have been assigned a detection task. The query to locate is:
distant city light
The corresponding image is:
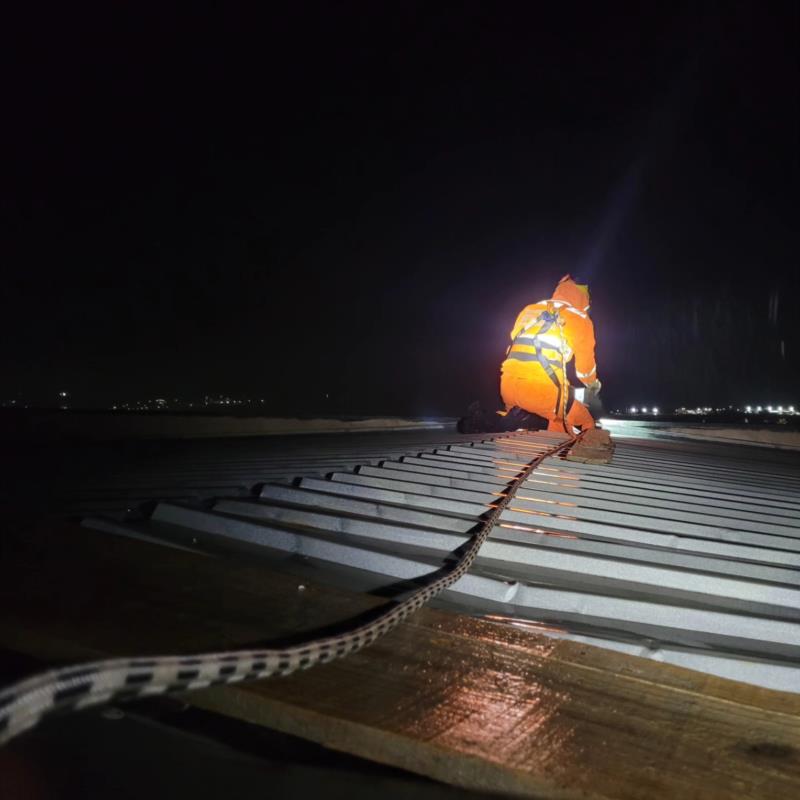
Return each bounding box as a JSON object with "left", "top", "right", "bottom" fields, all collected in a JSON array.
[
  {"left": 666, "top": 404, "right": 798, "bottom": 418},
  {"left": 34, "top": 392, "right": 800, "bottom": 420}
]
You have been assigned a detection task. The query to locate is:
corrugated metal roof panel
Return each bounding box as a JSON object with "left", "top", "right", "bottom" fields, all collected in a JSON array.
[{"left": 80, "top": 427, "right": 800, "bottom": 692}]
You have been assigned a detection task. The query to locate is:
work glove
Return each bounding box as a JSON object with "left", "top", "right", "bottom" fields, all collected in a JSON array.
[{"left": 584, "top": 379, "right": 602, "bottom": 396}]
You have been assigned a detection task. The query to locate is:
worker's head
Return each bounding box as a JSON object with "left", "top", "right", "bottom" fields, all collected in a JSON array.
[{"left": 552, "top": 274, "right": 590, "bottom": 312}]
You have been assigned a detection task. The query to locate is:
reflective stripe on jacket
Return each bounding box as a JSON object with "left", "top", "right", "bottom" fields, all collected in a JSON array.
[{"left": 502, "top": 298, "right": 597, "bottom": 386}]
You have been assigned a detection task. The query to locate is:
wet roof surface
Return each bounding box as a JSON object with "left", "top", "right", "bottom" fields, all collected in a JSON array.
[{"left": 70, "top": 423, "right": 800, "bottom": 694}]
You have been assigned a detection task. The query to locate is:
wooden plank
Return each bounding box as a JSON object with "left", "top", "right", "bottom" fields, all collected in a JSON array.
[
  {"left": 566, "top": 429, "right": 615, "bottom": 465},
  {"left": 1, "top": 519, "right": 799, "bottom": 799}
]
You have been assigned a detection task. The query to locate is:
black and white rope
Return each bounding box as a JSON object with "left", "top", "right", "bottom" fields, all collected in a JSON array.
[{"left": 0, "top": 434, "right": 577, "bottom": 746}]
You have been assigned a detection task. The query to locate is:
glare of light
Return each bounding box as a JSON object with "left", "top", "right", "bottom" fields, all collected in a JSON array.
[
  {"left": 652, "top": 407, "right": 659, "bottom": 415},
  {"left": 756, "top": 406, "right": 762, "bottom": 412},
  {"left": 745, "top": 406, "right": 751, "bottom": 413},
  {"left": 630, "top": 406, "right": 638, "bottom": 414},
  {"left": 790, "top": 406, "right": 796, "bottom": 414},
  {"left": 778, "top": 406, "right": 784, "bottom": 413},
  {"left": 59, "top": 391, "right": 69, "bottom": 398}
]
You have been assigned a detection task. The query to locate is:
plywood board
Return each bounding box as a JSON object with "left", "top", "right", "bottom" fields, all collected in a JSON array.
[{"left": 0, "top": 520, "right": 798, "bottom": 799}]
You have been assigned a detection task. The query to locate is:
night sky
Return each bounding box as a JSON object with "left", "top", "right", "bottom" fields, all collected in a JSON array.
[{"left": 3, "top": 2, "right": 798, "bottom": 416}]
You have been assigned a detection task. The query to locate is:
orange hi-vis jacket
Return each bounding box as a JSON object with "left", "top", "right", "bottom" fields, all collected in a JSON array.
[
  {"left": 501, "top": 279, "right": 597, "bottom": 428},
  {"left": 501, "top": 300, "right": 598, "bottom": 386}
]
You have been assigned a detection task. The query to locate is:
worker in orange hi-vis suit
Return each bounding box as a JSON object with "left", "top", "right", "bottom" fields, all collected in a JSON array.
[{"left": 500, "top": 274, "right": 601, "bottom": 434}]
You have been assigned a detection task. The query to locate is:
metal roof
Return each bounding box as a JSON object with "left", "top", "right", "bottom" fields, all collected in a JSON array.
[
  {"left": 82, "top": 425, "right": 800, "bottom": 694},
  {"left": 50, "top": 427, "right": 488, "bottom": 517}
]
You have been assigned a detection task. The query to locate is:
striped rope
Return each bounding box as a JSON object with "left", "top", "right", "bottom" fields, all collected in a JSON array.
[{"left": 0, "top": 433, "right": 577, "bottom": 746}]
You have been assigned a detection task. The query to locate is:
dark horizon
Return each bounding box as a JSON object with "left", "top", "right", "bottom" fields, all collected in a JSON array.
[{"left": 3, "top": 2, "right": 798, "bottom": 418}]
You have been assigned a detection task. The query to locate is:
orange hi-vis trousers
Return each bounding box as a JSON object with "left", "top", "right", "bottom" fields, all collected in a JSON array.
[{"left": 500, "top": 372, "right": 595, "bottom": 434}]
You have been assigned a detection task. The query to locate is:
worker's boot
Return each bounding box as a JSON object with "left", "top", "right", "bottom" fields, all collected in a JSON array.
[
  {"left": 504, "top": 406, "right": 548, "bottom": 432},
  {"left": 457, "top": 401, "right": 488, "bottom": 433},
  {"left": 458, "top": 404, "right": 548, "bottom": 434}
]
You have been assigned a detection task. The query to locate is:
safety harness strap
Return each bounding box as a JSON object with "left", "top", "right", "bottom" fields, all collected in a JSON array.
[
  {"left": 507, "top": 351, "right": 561, "bottom": 365},
  {"left": 506, "top": 305, "right": 564, "bottom": 390}
]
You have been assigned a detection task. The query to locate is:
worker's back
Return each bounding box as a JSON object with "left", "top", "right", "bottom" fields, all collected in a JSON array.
[{"left": 501, "top": 295, "right": 597, "bottom": 385}]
